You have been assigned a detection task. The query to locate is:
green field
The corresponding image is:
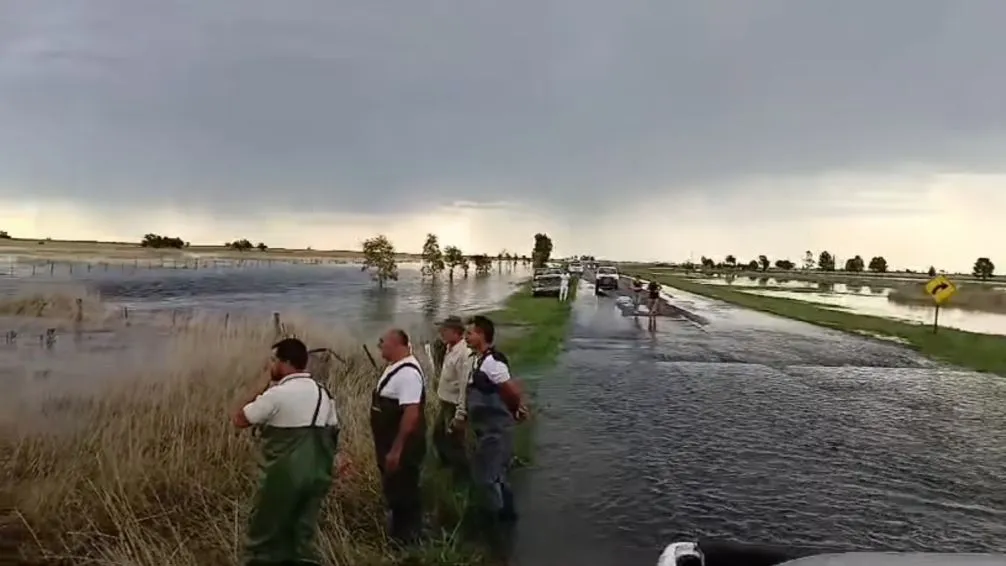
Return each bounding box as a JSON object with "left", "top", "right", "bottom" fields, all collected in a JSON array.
[{"left": 633, "top": 271, "right": 1006, "bottom": 377}]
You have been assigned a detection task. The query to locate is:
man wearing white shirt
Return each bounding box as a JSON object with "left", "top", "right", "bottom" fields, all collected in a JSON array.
[
  {"left": 231, "top": 338, "right": 339, "bottom": 565},
  {"left": 371, "top": 328, "right": 427, "bottom": 543},
  {"left": 559, "top": 271, "right": 571, "bottom": 301},
  {"left": 433, "top": 316, "right": 471, "bottom": 479}
]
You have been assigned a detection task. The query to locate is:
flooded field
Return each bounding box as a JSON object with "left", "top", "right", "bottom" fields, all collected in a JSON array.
[
  {"left": 0, "top": 262, "right": 529, "bottom": 398},
  {"left": 689, "top": 276, "right": 1006, "bottom": 336}
]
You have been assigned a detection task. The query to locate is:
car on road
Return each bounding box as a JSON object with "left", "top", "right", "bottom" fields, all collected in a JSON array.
[
  {"left": 532, "top": 270, "right": 563, "bottom": 297},
  {"left": 594, "top": 265, "right": 620, "bottom": 295},
  {"left": 534, "top": 267, "right": 563, "bottom": 279},
  {"left": 568, "top": 262, "right": 584, "bottom": 275}
]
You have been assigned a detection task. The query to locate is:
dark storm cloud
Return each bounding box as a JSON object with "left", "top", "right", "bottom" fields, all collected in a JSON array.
[{"left": 2, "top": 0, "right": 1006, "bottom": 215}]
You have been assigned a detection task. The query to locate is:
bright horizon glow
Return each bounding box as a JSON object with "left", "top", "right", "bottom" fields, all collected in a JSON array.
[{"left": 1, "top": 169, "right": 1002, "bottom": 274}]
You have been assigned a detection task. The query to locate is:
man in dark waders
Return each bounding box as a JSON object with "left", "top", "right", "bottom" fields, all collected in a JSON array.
[
  {"left": 371, "top": 328, "right": 427, "bottom": 543},
  {"left": 461, "top": 315, "right": 529, "bottom": 558},
  {"left": 231, "top": 338, "right": 339, "bottom": 566}
]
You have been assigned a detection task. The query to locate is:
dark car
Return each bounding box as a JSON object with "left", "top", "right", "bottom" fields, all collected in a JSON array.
[
  {"left": 594, "top": 266, "right": 620, "bottom": 294},
  {"left": 532, "top": 273, "right": 563, "bottom": 297}
]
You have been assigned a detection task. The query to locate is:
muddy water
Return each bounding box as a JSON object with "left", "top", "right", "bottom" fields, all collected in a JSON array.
[
  {"left": 514, "top": 281, "right": 1006, "bottom": 566},
  {"left": 689, "top": 276, "right": 1006, "bottom": 336},
  {"left": 0, "top": 263, "right": 528, "bottom": 396}
]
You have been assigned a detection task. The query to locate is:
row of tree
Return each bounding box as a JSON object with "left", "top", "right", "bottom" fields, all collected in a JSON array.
[
  {"left": 696, "top": 251, "right": 996, "bottom": 280},
  {"left": 361, "top": 232, "right": 555, "bottom": 287},
  {"left": 140, "top": 233, "right": 188, "bottom": 249},
  {"left": 224, "top": 239, "right": 268, "bottom": 251}
]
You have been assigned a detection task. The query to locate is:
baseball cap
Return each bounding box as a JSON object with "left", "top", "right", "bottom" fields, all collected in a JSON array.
[{"left": 438, "top": 315, "right": 465, "bottom": 331}]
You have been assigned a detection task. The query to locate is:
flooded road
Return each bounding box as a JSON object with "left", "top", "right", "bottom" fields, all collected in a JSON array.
[{"left": 514, "top": 280, "right": 1006, "bottom": 566}]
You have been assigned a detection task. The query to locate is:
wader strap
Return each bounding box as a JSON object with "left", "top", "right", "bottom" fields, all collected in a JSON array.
[
  {"left": 376, "top": 362, "right": 423, "bottom": 397},
  {"left": 311, "top": 382, "right": 324, "bottom": 427},
  {"left": 295, "top": 377, "right": 333, "bottom": 428}
]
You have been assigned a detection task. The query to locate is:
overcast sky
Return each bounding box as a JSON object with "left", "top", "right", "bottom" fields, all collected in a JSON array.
[{"left": 2, "top": 1, "right": 1004, "bottom": 271}]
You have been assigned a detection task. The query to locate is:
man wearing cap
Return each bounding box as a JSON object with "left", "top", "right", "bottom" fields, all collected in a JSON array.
[{"left": 433, "top": 315, "right": 472, "bottom": 479}]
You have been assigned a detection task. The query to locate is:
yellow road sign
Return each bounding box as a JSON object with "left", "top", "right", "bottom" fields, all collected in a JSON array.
[{"left": 925, "top": 274, "right": 957, "bottom": 305}]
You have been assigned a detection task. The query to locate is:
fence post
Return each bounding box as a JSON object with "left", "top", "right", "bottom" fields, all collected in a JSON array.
[
  {"left": 224, "top": 312, "right": 230, "bottom": 330},
  {"left": 75, "top": 298, "right": 83, "bottom": 323},
  {"left": 50, "top": 262, "right": 55, "bottom": 276},
  {"left": 273, "top": 312, "right": 282, "bottom": 338}
]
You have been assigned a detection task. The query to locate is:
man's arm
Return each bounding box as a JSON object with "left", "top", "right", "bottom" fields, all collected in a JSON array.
[
  {"left": 231, "top": 378, "right": 276, "bottom": 428},
  {"left": 453, "top": 349, "right": 472, "bottom": 421},
  {"left": 484, "top": 358, "right": 526, "bottom": 417},
  {"left": 388, "top": 369, "right": 425, "bottom": 459},
  {"left": 391, "top": 404, "right": 423, "bottom": 456}
]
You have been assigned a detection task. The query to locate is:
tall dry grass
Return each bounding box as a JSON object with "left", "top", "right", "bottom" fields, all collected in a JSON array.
[{"left": 0, "top": 311, "right": 462, "bottom": 566}]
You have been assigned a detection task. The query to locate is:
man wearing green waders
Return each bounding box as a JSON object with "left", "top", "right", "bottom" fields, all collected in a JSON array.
[{"left": 231, "top": 338, "right": 339, "bottom": 566}]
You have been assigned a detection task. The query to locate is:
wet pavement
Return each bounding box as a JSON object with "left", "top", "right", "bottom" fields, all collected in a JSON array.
[{"left": 513, "top": 277, "right": 1006, "bottom": 566}]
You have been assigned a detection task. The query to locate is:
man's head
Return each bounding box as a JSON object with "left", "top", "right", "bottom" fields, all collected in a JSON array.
[
  {"left": 378, "top": 328, "right": 411, "bottom": 362},
  {"left": 270, "top": 337, "right": 309, "bottom": 380},
  {"left": 438, "top": 316, "right": 465, "bottom": 345},
  {"left": 465, "top": 315, "right": 495, "bottom": 351}
]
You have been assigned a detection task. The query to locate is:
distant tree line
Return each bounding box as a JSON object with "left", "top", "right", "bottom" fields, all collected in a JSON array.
[
  {"left": 0, "top": 230, "right": 10, "bottom": 239},
  {"left": 224, "top": 239, "right": 268, "bottom": 251},
  {"left": 692, "top": 250, "right": 996, "bottom": 280},
  {"left": 140, "top": 233, "right": 188, "bottom": 249},
  {"left": 361, "top": 233, "right": 544, "bottom": 288}
]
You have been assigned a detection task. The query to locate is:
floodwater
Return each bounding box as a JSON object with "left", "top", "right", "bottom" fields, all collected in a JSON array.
[
  {"left": 0, "top": 262, "right": 528, "bottom": 396},
  {"left": 689, "top": 276, "right": 1006, "bottom": 336},
  {"left": 514, "top": 279, "right": 1006, "bottom": 566},
  {"left": 1, "top": 262, "right": 525, "bottom": 326}
]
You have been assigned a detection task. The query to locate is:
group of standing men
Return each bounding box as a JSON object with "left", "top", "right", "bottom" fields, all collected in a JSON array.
[{"left": 231, "top": 314, "right": 528, "bottom": 565}]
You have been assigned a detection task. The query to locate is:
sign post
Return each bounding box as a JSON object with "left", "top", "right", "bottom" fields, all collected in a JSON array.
[{"left": 924, "top": 275, "right": 957, "bottom": 333}]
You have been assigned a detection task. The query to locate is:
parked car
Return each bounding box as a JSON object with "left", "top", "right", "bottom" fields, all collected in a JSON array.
[
  {"left": 532, "top": 271, "right": 563, "bottom": 297},
  {"left": 568, "top": 262, "right": 584, "bottom": 275},
  {"left": 594, "top": 265, "right": 620, "bottom": 295},
  {"left": 534, "top": 267, "right": 564, "bottom": 279}
]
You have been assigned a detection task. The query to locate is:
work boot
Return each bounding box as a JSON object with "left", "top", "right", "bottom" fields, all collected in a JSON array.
[{"left": 498, "top": 486, "right": 517, "bottom": 523}]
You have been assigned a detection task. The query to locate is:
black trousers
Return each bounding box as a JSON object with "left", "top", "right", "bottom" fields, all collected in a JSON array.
[
  {"left": 379, "top": 455, "right": 423, "bottom": 542},
  {"left": 433, "top": 400, "right": 468, "bottom": 477}
]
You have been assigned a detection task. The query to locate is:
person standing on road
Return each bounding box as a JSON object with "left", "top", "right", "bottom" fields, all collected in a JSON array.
[
  {"left": 647, "top": 279, "right": 661, "bottom": 331},
  {"left": 559, "top": 270, "right": 571, "bottom": 301},
  {"left": 371, "top": 328, "right": 427, "bottom": 543},
  {"left": 463, "top": 315, "right": 528, "bottom": 554},
  {"left": 433, "top": 316, "right": 471, "bottom": 479},
  {"left": 231, "top": 337, "right": 339, "bottom": 566}
]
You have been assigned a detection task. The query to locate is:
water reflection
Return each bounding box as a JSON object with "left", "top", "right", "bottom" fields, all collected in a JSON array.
[
  {"left": 678, "top": 276, "right": 1006, "bottom": 335},
  {"left": 744, "top": 289, "right": 1006, "bottom": 336},
  {"left": 361, "top": 286, "right": 399, "bottom": 325}
]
